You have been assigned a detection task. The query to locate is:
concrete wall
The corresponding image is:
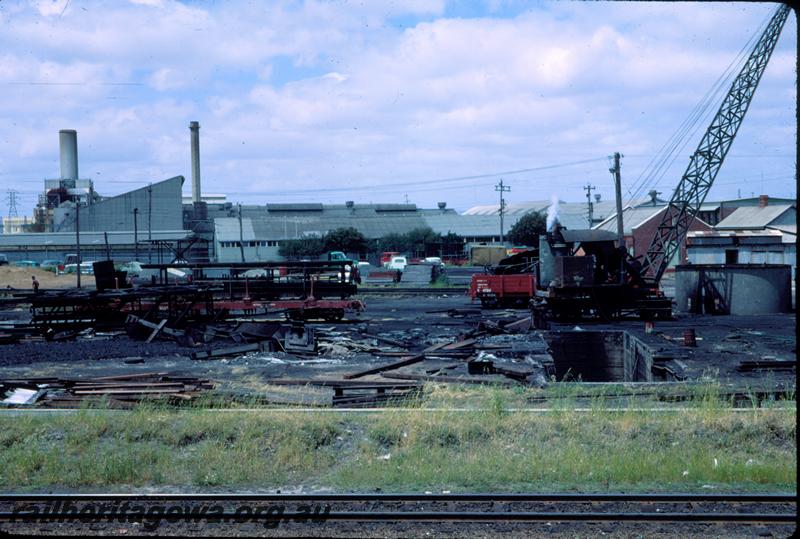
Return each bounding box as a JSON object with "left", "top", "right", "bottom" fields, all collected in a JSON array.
[
  {"left": 215, "top": 242, "right": 283, "bottom": 263},
  {"left": 675, "top": 264, "right": 792, "bottom": 315},
  {"left": 688, "top": 244, "right": 796, "bottom": 280},
  {"left": 545, "top": 330, "right": 653, "bottom": 382}
]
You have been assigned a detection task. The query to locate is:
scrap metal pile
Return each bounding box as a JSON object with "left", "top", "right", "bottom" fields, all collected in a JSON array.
[{"left": 1, "top": 372, "right": 214, "bottom": 409}]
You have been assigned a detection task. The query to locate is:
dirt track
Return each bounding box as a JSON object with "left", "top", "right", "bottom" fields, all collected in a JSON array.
[{"left": 0, "top": 266, "right": 95, "bottom": 289}]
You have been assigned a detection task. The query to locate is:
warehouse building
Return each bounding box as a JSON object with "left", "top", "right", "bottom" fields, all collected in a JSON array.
[
  {"left": 594, "top": 205, "right": 713, "bottom": 264},
  {"left": 211, "top": 202, "right": 525, "bottom": 262},
  {"left": 0, "top": 129, "right": 193, "bottom": 264},
  {"left": 686, "top": 198, "right": 797, "bottom": 278}
]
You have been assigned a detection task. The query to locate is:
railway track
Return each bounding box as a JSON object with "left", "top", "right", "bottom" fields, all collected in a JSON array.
[
  {"left": 1, "top": 492, "right": 795, "bottom": 525},
  {"left": 357, "top": 287, "right": 468, "bottom": 295}
]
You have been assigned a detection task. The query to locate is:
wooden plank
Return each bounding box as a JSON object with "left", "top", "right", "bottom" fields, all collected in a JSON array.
[
  {"left": 380, "top": 371, "right": 516, "bottom": 386},
  {"left": 503, "top": 316, "right": 532, "bottom": 332},
  {"left": 442, "top": 338, "right": 477, "bottom": 350},
  {"left": 422, "top": 341, "right": 450, "bottom": 353},
  {"left": 72, "top": 388, "right": 186, "bottom": 395},
  {"left": 343, "top": 353, "right": 425, "bottom": 380},
  {"left": 72, "top": 382, "right": 186, "bottom": 388},
  {"left": 146, "top": 319, "right": 168, "bottom": 343},
  {"left": 263, "top": 379, "right": 419, "bottom": 388},
  {"left": 90, "top": 372, "right": 169, "bottom": 381}
]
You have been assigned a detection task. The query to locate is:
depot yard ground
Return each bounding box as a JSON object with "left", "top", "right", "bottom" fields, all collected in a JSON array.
[
  {"left": 0, "top": 293, "right": 795, "bottom": 494},
  {"left": 0, "top": 266, "right": 94, "bottom": 290}
]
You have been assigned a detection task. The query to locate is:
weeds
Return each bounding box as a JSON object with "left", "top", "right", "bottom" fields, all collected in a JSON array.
[{"left": 0, "top": 403, "right": 794, "bottom": 492}]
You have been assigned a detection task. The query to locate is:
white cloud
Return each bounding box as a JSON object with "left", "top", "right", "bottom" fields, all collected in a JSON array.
[
  {"left": 0, "top": 1, "right": 795, "bottom": 212},
  {"left": 33, "top": 0, "right": 68, "bottom": 17}
]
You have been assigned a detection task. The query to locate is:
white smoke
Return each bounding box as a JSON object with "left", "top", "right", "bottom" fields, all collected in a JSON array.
[{"left": 546, "top": 194, "right": 559, "bottom": 232}]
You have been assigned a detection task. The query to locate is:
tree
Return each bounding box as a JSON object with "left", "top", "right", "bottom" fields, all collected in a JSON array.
[
  {"left": 440, "top": 232, "right": 465, "bottom": 257},
  {"left": 323, "top": 227, "right": 368, "bottom": 254},
  {"left": 278, "top": 236, "right": 325, "bottom": 259},
  {"left": 400, "top": 227, "right": 439, "bottom": 257},
  {"left": 508, "top": 211, "right": 547, "bottom": 247},
  {"left": 376, "top": 233, "right": 408, "bottom": 253}
]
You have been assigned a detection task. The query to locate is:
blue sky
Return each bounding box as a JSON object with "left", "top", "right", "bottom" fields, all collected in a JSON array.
[{"left": 0, "top": 0, "right": 795, "bottom": 215}]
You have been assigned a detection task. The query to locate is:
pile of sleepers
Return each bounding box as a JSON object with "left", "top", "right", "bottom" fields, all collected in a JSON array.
[
  {"left": 264, "top": 378, "right": 423, "bottom": 407},
  {"left": 1, "top": 372, "right": 214, "bottom": 409}
]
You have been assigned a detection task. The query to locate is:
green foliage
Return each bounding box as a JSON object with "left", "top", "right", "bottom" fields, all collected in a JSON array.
[
  {"left": 323, "top": 227, "right": 368, "bottom": 254},
  {"left": 376, "top": 227, "right": 464, "bottom": 258},
  {"left": 376, "top": 233, "right": 409, "bottom": 253},
  {"left": 278, "top": 226, "right": 464, "bottom": 259},
  {"left": 508, "top": 211, "right": 547, "bottom": 247},
  {"left": 278, "top": 236, "right": 325, "bottom": 258},
  {"left": 278, "top": 227, "right": 368, "bottom": 259}
]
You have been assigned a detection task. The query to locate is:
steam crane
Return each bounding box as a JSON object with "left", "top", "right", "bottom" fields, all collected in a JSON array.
[
  {"left": 533, "top": 4, "right": 791, "bottom": 322},
  {"left": 641, "top": 4, "right": 791, "bottom": 284}
]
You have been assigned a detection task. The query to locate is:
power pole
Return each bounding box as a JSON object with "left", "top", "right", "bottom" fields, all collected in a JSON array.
[
  {"left": 583, "top": 183, "right": 596, "bottom": 227},
  {"left": 133, "top": 208, "right": 139, "bottom": 261},
  {"left": 609, "top": 153, "right": 624, "bottom": 248},
  {"left": 495, "top": 179, "right": 511, "bottom": 244},
  {"left": 609, "top": 152, "right": 624, "bottom": 284},
  {"left": 147, "top": 184, "right": 153, "bottom": 263},
  {"left": 75, "top": 203, "right": 81, "bottom": 289},
  {"left": 238, "top": 203, "right": 246, "bottom": 262}
]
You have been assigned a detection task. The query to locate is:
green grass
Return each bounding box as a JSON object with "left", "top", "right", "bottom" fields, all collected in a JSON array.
[{"left": 0, "top": 400, "right": 794, "bottom": 492}]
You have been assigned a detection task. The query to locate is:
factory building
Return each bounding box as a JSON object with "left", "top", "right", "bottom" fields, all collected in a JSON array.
[
  {"left": 686, "top": 198, "right": 797, "bottom": 278},
  {"left": 594, "top": 205, "right": 713, "bottom": 264},
  {"left": 211, "top": 202, "right": 520, "bottom": 263},
  {"left": 0, "top": 128, "right": 193, "bottom": 264},
  {"left": 463, "top": 194, "right": 669, "bottom": 230}
]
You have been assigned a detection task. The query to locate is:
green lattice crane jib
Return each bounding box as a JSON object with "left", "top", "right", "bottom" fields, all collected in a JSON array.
[{"left": 641, "top": 4, "right": 791, "bottom": 283}]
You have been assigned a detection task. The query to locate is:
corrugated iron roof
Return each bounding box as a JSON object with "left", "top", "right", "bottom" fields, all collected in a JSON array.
[
  {"left": 715, "top": 204, "right": 795, "bottom": 229},
  {"left": 593, "top": 206, "right": 663, "bottom": 234},
  {"left": 767, "top": 224, "right": 797, "bottom": 235},
  {"left": 0, "top": 230, "right": 192, "bottom": 246},
  {"left": 423, "top": 213, "right": 523, "bottom": 237}
]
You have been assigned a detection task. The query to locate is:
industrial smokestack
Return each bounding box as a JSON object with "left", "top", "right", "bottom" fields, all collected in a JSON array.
[
  {"left": 59, "top": 129, "right": 78, "bottom": 180},
  {"left": 189, "top": 121, "right": 201, "bottom": 203}
]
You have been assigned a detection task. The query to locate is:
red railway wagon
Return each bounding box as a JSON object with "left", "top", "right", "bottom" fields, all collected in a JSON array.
[{"left": 469, "top": 273, "right": 537, "bottom": 308}]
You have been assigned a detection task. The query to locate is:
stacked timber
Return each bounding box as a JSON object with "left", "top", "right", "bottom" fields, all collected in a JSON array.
[{"left": 1, "top": 372, "right": 214, "bottom": 408}]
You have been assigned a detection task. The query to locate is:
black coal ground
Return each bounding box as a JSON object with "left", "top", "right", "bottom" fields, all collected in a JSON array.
[{"left": 0, "top": 294, "right": 795, "bottom": 391}]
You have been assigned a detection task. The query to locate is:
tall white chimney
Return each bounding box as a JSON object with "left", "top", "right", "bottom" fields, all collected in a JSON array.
[
  {"left": 59, "top": 129, "right": 78, "bottom": 180},
  {"left": 189, "top": 121, "right": 201, "bottom": 203}
]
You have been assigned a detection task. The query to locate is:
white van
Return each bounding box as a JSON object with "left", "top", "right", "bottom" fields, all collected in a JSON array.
[{"left": 387, "top": 256, "right": 407, "bottom": 270}]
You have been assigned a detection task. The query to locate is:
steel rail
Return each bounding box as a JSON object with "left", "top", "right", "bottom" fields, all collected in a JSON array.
[
  {"left": 0, "top": 407, "right": 794, "bottom": 415},
  {"left": 0, "top": 493, "right": 794, "bottom": 502},
  {"left": 1, "top": 407, "right": 795, "bottom": 416},
  {"left": 0, "top": 511, "right": 795, "bottom": 524}
]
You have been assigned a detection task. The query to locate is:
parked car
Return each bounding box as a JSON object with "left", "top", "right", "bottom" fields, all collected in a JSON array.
[
  {"left": 40, "top": 259, "right": 63, "bottom": 272},
  {"left": 380, "top": 251, "right": 400, "bottom": 266},
  {"left": 123, "top": 261, "right": 191, "bottom": 285},
  {"left": 423, "top": 257, "right": 443, "bottom": 266},
  {"left": 387, "top": 256, "right": 408, "bottom": 271},
  {"left": 63, "top": 261, "right": 96, "bottom": 275},
  {"left": 0, "top": 254, "right": 8, "bottom": 266},
  {"left": 325, "top": 251, "right": 348, "bottom": 261},
  {"left": 12, "top": 260, "right": 39, "bottom": 267}
]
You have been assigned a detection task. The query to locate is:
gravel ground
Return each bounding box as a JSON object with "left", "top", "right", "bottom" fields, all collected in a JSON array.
[{"left": 1, "top": 498, "right": 794, "bottom": 538}]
